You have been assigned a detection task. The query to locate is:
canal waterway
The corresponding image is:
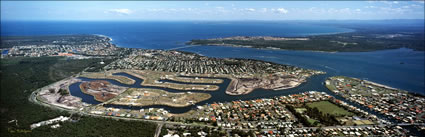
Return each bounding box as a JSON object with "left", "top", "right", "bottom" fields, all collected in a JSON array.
[{"left": 69, "top": 71, "right": 395, "bottom": 124}]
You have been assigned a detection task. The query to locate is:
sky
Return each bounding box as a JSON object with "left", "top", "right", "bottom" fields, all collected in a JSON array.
[{"left": 1, "top": 1, "right": 424, "bottom": 21}]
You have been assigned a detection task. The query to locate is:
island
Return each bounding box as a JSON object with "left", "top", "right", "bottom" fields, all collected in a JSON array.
[
  {"left": 186, "top": 26, "right": 424, "bottom": 52},
  {"left": 80, "top": 80, "right": 128, "bottom": 102}
]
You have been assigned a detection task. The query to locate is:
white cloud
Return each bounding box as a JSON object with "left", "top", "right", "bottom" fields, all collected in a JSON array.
[
  {"left": 144, "top": 8, "right": 200, "bottom": 14},
  {"left": 106, "top": 9, "right": 132, "bottom": 15},
  {"left": 146, "top": 8, "right": 165, "bottom": 12},
  {"left": 339, "top": 8, "right": 351, "bottom": 14},
  {"left": 214, "top": 7, "right": 228, "bottom": 14},
  {"left": 276, "top": 8, "right": 288, "bottom": 14},
  {"left": 379, "top": 7, "right": 406, "bottom": 14},
  {"left": 304, "top": 7, "right": 368, "bottom": 15},
  {"left": 416, "top": 0, "right": 425, "bottom": 4},
  {"left": 364, "top": 6, "right": 376, "bottom": 8},
  {"left": 260, "top": 8, "right": 268, "bottom": 13},
  {"left": 366, "top": 1, "right": 376, "bottom": 4},
  {"left": 410, "top": 4, "right": 423, "bottom": 8},
  {"left": 246, "top": 8, "right": 256, "bottom": 12},
  {"left": 306, "top": 7, "right": 326, "bottom": 14},
  {"left": 327, "top": 8, "right": 338, "bottom": 14},
  {"left": 381, "top": 1, "right": 395, "bottom": 5}
]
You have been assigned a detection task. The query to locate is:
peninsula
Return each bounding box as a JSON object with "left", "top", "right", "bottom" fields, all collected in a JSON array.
[{"left": 325, "top": 76, "right": 425, "bottom": 124}]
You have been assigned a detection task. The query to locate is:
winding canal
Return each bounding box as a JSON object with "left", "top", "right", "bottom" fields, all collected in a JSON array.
[{"left": 69, "top": 72, "right": 394, "bottom": 122}]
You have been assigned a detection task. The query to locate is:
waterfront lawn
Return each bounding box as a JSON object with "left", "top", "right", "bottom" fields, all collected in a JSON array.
[
  {"left": 306, "top": 101, "right": 354, "bottom": 117},
  {"left": 295, "top": 108, "right": 307, "bottom": 114},
  {"left": 307, "top": 118, "right": 320, "bottom": 126}
]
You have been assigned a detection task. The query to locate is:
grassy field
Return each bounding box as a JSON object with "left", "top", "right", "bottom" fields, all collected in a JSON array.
[
  {"left": 307, "top": 118, "right": 319, "bottom": 126},
  {"left": 353, "top": 120, "right": 374, "bottom": 125},
  {"left": 1, "top": 57, "right": 159, "bottom": 137},
  {"left": 307, "top": 101, "right": 354, "bottom": 117},
  {"left": 295, "top": 108, "right": 307, "bottom": 114}
]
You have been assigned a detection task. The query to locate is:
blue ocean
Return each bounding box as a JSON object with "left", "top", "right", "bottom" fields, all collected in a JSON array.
[{"left": 1, "top": 21, "right": 424, "bottom": 95}]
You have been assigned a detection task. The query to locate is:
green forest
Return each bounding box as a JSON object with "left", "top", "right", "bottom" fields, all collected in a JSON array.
[{"left": 0, "top": 57, "right": 158, "bottom": 137}]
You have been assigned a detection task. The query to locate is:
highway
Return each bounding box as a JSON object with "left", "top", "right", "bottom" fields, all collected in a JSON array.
[{"left": 154, "top": 123, "right": 164, "bottom": 137}]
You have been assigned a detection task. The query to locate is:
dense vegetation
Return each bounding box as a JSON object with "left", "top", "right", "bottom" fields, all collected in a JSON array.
[
  {"left": 303, "top": 105, "right": 340, "bottom": 126},
  {"left": 188, "top": 23, "right": 424, "bottom": 52},
  {"left": 1, "top": 56, "right": 157, "bottom": 137},
  {"left": 286, "top": 105, "right": 312, "bottom": 127}
]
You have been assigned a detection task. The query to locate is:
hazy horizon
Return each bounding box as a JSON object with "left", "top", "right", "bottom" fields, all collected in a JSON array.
[{"left": 2, "top": 1, "right": 424, "bottom": 21}]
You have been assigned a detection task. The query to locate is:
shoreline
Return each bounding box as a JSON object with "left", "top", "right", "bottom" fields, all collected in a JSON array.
[
  {"left": 190, "top": 43, "right": 381, "bottom": 53},
  {"left": 185, "top": 42, "right": 424, "bottom": 53},
  {"left": 334, "top": 76, "right": 410, "bottom": 93},
  {"left": 225, "top": 80, "right": 305, "bottom": 96},
  {"left": 225, "top": 73, "right": 318, "bottom": 96}
]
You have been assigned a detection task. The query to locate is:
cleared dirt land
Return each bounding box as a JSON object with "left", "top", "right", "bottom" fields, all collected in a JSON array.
[
  {"left": 108, "top": 88, "right": 211, "bottom": 107},
  {"left": 80, "top": 80, "right": 128, "bottom": 102},
  {"left": 80, "top": 71, "right": 135, "bottom": 85}
]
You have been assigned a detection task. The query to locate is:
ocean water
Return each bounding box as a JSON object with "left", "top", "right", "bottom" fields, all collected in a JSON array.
[
  {"left": 182, "top": 46, "right": 424, "bottom": 95},
  {"left": 1, "top": 21, "right": 353, "bottom": 49},
  {"left": 1, "top": 21, "right": 424, "bottom": 94}
]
